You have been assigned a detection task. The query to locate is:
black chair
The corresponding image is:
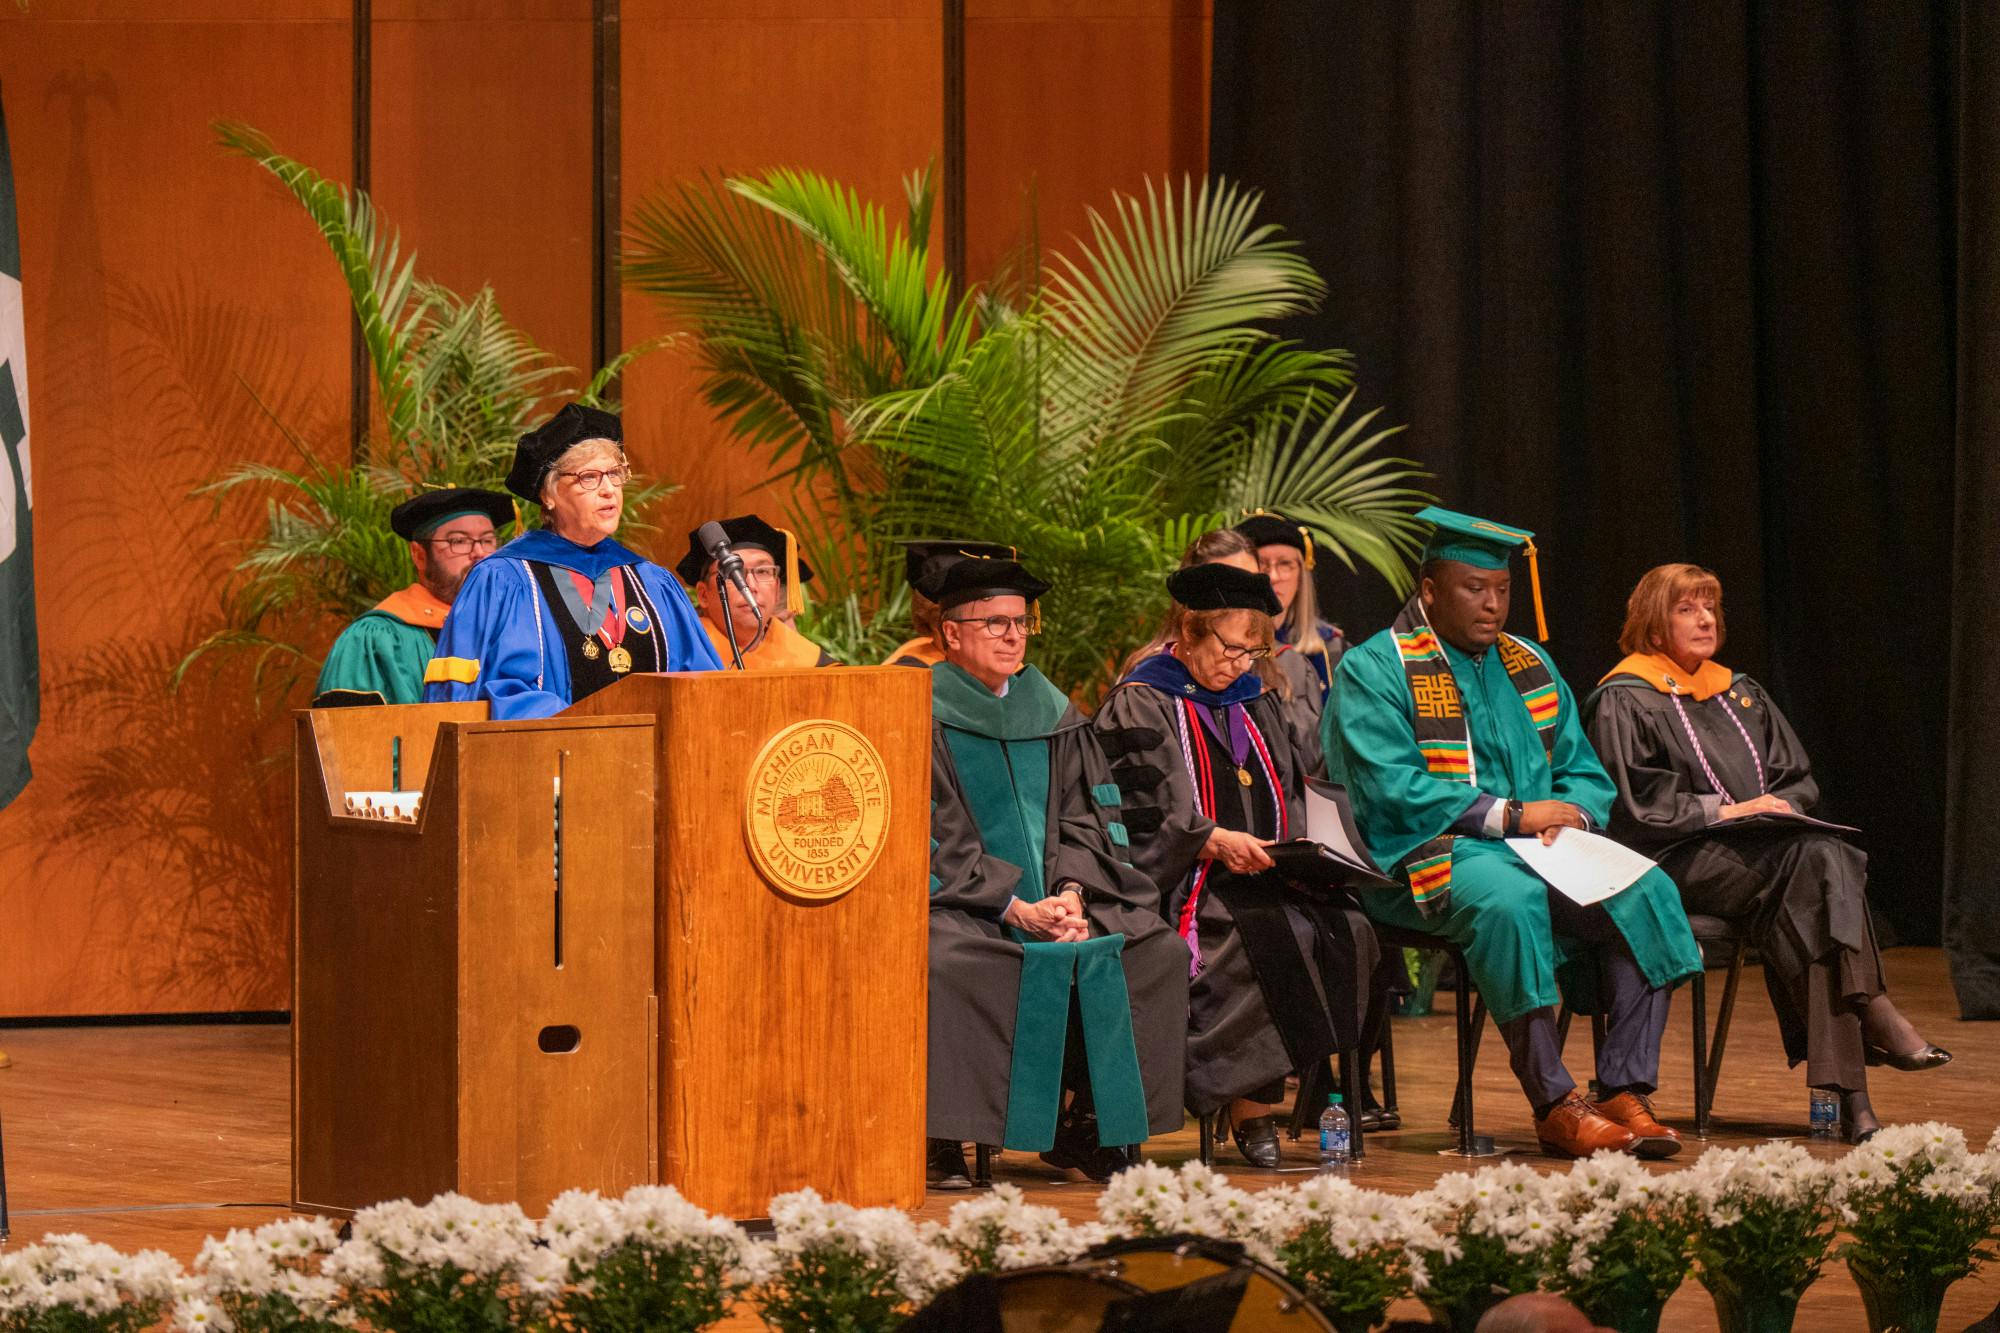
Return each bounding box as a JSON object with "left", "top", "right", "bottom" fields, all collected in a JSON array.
[
  {"left": 1551, "top": 912, "right": 1747, "bottom": 1139},
  {"left": 1367, "top": 925, "right": 1497, "bottom": 1157}
]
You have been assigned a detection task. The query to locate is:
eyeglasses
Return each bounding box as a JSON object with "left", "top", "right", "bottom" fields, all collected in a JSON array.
[
  {"left": 558, "top": 465, "right": 632, "bottom": 491},
  {"left": 1258, "top": 556, "right": 1303, "bottom": 576},
  {"left": 948, "top": 614, "right": 1040, "bottom": 639},
  {"left": 735, "top": 566, "right": 782, "bottom": 586},
  {"left": 427, "top": 533, "right": 500, "bottom": 555},
  {"left": 1216, "top": 639, "right": 1271, "bottom": 662}
]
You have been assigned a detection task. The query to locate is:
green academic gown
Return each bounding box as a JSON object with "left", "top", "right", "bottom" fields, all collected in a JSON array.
[
  {"left": 1327, "top": 631, "right": 1701, "bottom": 1024},
  {"left": 313, "top": 584, "right": 447, "bottom": 705},
  {"left": 928, "top": 662, "right": 1190, "bottom": 1150}
]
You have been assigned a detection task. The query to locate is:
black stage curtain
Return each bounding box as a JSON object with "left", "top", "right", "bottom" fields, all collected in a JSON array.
[{"left": 1213, "top": 1, "right": 2000, "bottom": 1006}]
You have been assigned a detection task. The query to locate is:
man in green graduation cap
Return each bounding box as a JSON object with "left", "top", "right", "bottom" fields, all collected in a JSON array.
[
  {"left": 1327, "top": 507, "right": 1702, "bottom": 1158},
  {"left": 313, "top": 487, "right": 514, "bottom": 706},
  {"left": 924, "top": 552, "right": 1189, "bottom": 1188}
]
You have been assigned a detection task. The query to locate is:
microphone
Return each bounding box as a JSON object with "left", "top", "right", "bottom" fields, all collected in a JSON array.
[{"left": 696, "top": 521, "right": 766, "bottom": 652}]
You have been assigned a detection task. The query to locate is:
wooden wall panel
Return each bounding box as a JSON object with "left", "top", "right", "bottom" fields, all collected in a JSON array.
[
  {"left": 0, "top": 4, "right": 351, "bottom": 1016},
  {"left": 962, "top": 0, "right": 1210, "bottom": 284},
  {"left": 616, "top": 0, "right": 943, "bottom": 551},
  {"left": 370, "top": 0, "right": 595, "bottom": 377},
  {"left": 0, "top": 1, "right": 1206, "bottom": 1018}
]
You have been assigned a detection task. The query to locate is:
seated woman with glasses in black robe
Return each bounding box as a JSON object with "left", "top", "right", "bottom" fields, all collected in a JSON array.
[
  {"left": 1092, "top": 563, "right": 1386, "bottom": 1168},
  {"left": 1586, "top": 562, "right": 1949, "bottom": 1143}
]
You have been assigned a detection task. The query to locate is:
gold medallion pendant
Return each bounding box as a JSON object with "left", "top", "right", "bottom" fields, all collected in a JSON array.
[
  {"left": 608, "top": 645, "right": 634, "bottom": 674},
  {"left": 1237, "top": 766, "right": 1254, "bottom": 787},
  {"left": 581, "top": 639, "right": 602, "bottom": 660}
]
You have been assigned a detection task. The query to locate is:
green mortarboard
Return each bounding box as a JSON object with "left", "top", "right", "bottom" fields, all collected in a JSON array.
[{"left": 1415, "top": 505, "right": 1549, "bottom": 639}]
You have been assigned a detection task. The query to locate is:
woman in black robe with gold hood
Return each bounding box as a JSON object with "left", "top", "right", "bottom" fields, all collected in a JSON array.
[
  {"left": 1587, "top": 563, "right": 1948, "bottom": 1142},
  {"left": 1094, "top": 563, "right": 1385, "bottom": 1167}
]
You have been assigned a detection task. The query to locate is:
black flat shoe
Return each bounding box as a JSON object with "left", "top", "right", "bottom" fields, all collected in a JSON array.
[
  {"left": 1231, "top": 1114, "right": 1283, "bottom": 1168},
  {"left": 1359, "top": 1106, "right": 1402, "bottom": 1133},
  {"left": 1864, "top": 1042, "right": 1953, "bottom": 1072},
  {"left": 927, "top": 1138, "right": 972, "bottom": 1190}
]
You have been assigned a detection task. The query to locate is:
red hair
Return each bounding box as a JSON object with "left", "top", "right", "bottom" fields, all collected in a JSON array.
[{"left": 1619, "top": 563, "right": 1725, "bottom": 657}]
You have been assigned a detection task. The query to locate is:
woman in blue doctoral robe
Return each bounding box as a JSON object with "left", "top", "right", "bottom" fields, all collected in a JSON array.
[{"left": 424, "top": 403, "right": 718, "bottom": 719}]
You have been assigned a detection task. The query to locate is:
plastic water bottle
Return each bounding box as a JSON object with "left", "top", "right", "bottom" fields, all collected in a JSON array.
[
  {"left": 1809, "top": 1088, "right": 1840, "bottom": 1139},
  {"left": 1319, "top": 1093, "right": 1352, "bottom": 1173}
]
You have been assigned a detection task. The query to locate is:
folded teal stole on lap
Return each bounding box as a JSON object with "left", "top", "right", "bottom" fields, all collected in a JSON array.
[{"left": 934, "top": 663, "right": 1151, "bottom": 1150}]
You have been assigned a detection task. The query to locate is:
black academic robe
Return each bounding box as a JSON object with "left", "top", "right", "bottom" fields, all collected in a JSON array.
[
  {"left": 928, "top": 673, "right": 1190, "bottom": 1147},
  {"left": 1587, "top": 668, "right": 1884, "bottom": 1085},
  {"left": 1093, "top": 676, "right": 1382, "bottom": 1115}
]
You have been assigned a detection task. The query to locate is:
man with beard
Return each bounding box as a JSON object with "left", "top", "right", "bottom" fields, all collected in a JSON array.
[{"left": 312, "top": 487, "right": 514, "bottom": 706}]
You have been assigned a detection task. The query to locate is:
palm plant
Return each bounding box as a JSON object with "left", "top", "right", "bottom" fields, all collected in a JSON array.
[
  {"left": 626, "top": 168, "right": 1429, "bottom": 692},
  {"left": 184, "top": 123, "right": 672, "bottom": 690}
]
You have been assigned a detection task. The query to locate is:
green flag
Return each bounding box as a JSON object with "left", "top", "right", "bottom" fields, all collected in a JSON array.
[{"left": 0, "top": 87, "right": 35, "bottom": 810}]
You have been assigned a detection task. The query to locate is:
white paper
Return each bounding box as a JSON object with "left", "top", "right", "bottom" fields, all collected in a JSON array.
[
  {"left": 1304, "top": 783, "right": 1373, "bottom": 867},
  {"left": 1504, "top": 830, "right": 1656, "bottom": 906}
]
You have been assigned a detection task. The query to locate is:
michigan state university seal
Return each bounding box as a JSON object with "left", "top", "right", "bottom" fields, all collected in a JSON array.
[{"left": 744, "top": 720, "right": 890, "bottom": 902}]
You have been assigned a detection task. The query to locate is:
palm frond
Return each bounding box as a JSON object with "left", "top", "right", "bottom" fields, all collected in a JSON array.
[{"left": 216, "top": 120, "right": 432, "bottom": 448}]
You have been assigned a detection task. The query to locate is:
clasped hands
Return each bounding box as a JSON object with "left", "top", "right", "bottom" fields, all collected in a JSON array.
[
  {"left": 1719, "top": 793, "right": 1794, "bottom": 821},
  {"left": 1002, "top": 886, "right": 1088, "bottom": 942}
]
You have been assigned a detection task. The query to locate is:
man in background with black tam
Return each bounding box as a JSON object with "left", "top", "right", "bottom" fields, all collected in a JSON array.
[
  {"left": 675, "top": 514, "right": 837, "bottom": 669},
  {"left": 312, "top": 486, "right": 513, "bottom": 706}
]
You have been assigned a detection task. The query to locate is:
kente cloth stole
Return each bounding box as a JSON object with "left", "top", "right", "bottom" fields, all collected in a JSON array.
[
  {"left": 1389, "top": 596, "right": 1558, "bottom": 917},
  {"left": 1169, "top": 697, "right": 1286, "bottom": 975}
]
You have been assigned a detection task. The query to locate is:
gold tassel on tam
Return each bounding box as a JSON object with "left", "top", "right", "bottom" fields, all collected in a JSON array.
[
  {"left": 1300, "top": 525, "right": 1316, "bottom": 569},
  {"left": 778, "top": 526, "right": 805, "bottom": 617},
  {"left": 1523, "top": 538, "right": 1549, "bottom": 641}
]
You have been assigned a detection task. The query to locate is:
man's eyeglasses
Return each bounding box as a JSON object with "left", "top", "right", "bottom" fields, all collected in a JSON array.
[
  {"left": 427, "top": 533, "right": 501, "bottom": 555},
  {"left": 1217, "top": 638, "right": 1271, "bottom": 662},
  {"left": 559, "top": 465, "right": 632, "bottom": 491},
  {"left": 948, "top": 614, "right": 1040, "bottom": 639},
  {"left": 739, "top": 566, "right": 782, "bottom": 586}
]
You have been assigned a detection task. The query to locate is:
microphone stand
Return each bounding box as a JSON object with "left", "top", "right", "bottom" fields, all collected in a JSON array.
[{"left": 715, "top": 568, "right": 749, "bottom": 670}]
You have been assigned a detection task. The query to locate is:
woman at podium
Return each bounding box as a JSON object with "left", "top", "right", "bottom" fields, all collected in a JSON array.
[
  {"left": 424, "top": 403, "right": 720, "bottom": 718},
  {"left": 1094, "top": 563, "right": 1385, "bottom": 1169}
]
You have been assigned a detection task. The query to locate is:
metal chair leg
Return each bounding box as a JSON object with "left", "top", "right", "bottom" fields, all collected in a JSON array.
[
  {"left": 1690, "top": 963, "right": 1711, "bottom": 1138},
  {"left": 1448, "top": 985, "right": 1493, "bottom": 1155},
  {"left": 972, "top": 1143, "right": 993, "bottom": 1188},
  {"left": 1379, "top": 1018, "right": 1399, "bottom": 1115},
  {"left": 1447, "top": 988, "right": 1488, "bottom": 1130},
  {"left": 1339, "top": 1045, "right": 1365, "bottom": 1161},
  {"left": 1703, "top": 942, "right": 1748, "bottom": 1128},
  {"left": 1198, "top": 1111, "right": 1216, "bottom": 1167},
  {"left": 0, "top": 1104, "right": 9, "bottom": 1244}
]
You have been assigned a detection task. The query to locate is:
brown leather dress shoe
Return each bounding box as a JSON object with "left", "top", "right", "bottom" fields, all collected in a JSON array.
[
  {"left": 1535, "top": 1091, "right": 1638, "bottom": 1158},
  {"left": 1594, "top": 1091, "right": 1683, "bottom": 1159}
]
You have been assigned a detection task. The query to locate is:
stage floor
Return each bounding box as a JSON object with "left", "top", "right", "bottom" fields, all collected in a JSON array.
[{"left": 4, "top": 947, "right": 1996, "bottom": 1330}]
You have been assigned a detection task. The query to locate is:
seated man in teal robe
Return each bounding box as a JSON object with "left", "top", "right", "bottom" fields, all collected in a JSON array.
[
  {"left": 923, "top": 551, "right": 1189, "bottom": 1188},
  {"left": 1327, "top": 508, "right": 1701, "bottom": 1159},
  {"left": 313, "top": 487, "right": 513, "bottom": 706}
]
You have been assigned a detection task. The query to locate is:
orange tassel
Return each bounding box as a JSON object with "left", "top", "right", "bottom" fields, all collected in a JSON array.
[{"left": 1524, "top": 539, "right": 1549, "bottom": 641}]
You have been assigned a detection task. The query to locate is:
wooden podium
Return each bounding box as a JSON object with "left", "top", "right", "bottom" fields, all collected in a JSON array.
[
  {"left": 295, "top": 667, "right": 929, "bottom": 1221},
  {"left": 293, "top": 704, "right": 658, "bottom": 1216},
  {"left": 568, "top": 667, "right": 930, "bottom": 1218}
]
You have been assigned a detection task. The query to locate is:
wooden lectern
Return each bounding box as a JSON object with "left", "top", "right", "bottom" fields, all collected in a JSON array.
[
  {"left": 294, "top": 704, "right": 658, "bottom": 1216},
  {"left": 295, "top": 667, "right": 930, "bottom": 1221},
  {"left": 568, "top": 667, "right": 930, "bottom": 1218}
]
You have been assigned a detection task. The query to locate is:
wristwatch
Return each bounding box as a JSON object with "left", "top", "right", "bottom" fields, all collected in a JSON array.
[{"left": 1504, "top": 800, "right": 1524, "bottom": 837}]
